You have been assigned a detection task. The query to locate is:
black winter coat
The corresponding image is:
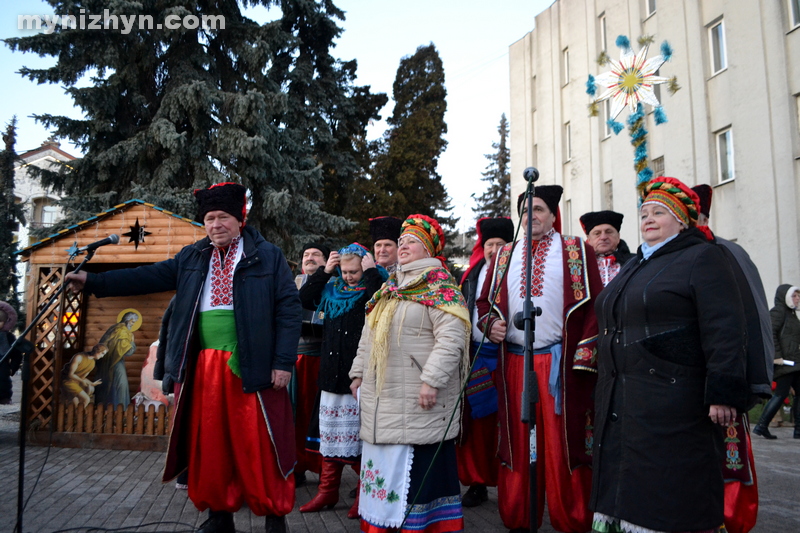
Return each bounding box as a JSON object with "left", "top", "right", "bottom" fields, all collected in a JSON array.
[
  {"left": 460, "top": 258, "right": 485, "bottom": 319},
  {"left": 299, "top": 267, "right": 383, "bottom": 394},
  {"left": 85, "top": 225, "right": 302, "bottom": 394},
  {"left": 771, "top": 284, "right": 800, "bottom": 380},
  {"left": 590, "top": 228, "right": 749, "bottom": 531}
]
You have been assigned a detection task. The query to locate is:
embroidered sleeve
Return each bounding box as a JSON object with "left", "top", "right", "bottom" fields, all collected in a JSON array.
[{"left": 573, "top": 336, "right": 598, "bottom": 372}]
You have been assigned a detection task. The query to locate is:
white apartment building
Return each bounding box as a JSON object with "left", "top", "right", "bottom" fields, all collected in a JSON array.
[{"left": 509, "top": 0, "right": 800, "bottom": 294}]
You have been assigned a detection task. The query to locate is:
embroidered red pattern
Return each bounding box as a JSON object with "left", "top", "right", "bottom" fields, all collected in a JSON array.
[
  {"left": 519, "top": 231, "right": 553, "bottom": 299},
  {"left": 210, "top": 236, "right": 240, "bottom": 307},
  {"left": 597, "top": 255, "right": 621, "bottom": 287}
]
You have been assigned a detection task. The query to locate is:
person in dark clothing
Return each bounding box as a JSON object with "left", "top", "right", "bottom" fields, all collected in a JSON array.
[
  {"left": 752, "top": 284, "right": 800, "bottom": 440},
  {"left": 0, "top": 301, "right": 27, "bottom": 405},
  {"left": 590, "top": 177, "right": 749, "bottom": 533},
  {"left": 298, "top": 243, "right": 383, "bottom": 519},
  {"left": 579, "top": 210, "right": 635, "bottom": 287},
  {"left": 457, "top": 217, "right": 513, "bottom": 508},
  {"left": 66, "top": 183, "right": 301, "bottom": 533}
]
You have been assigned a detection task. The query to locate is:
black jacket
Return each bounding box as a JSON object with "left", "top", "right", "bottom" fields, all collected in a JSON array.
[
  {"left": 590, "top": 228, "right": 748, "bottom": 531},
  {"left": 460, "top": 258, "right": 485, "bottom": 320},
  {"left": 612, "top": 239, "right": 635, "bottom": 265},
  {"left": 85, "top": 225, "right": 302, "bottom": 394},
  {"left": 299, "top": 267, "right": 383, "bottom": 394},
  {"left": 771, "top": 284, "right": 800, "bottom": 380}
]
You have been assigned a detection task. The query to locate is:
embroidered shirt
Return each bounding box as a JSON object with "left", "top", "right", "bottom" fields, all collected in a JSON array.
[
  {"left": 506, "top": 229, "right": 564, "bottom": 348},
  {"left": 200, "top": 236, "right": 244, "bottom": 312},
  {"left": 596, "top": 254, "right": 621, "bottom": 287}
]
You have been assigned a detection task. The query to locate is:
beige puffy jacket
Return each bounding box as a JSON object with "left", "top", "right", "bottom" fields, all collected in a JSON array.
[{"left": 349, "top": 258, "right": 468, "bottom": 445}]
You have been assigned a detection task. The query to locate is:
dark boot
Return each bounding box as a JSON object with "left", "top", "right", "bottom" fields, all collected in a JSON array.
[
  {"left": 264, "top": 515, "right": 286, "bottom": 533},
  {"left": 197, "top": 510, "right": 235, "bottom": 533},
  {"left": 299, "top": 460, "right": 344, "bottom": 512},
  {"left": 461, "top": 484, "right": 489, "bottom": 507},
  {"left": 753, "top": 395, "right": 783, "bottom": 439},
  {"left": 794, "top": 396, "right": 800, "bottom": 439}
]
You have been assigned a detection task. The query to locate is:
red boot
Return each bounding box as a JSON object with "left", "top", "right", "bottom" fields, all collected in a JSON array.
[
  {"left": 300, "top": 460, "right": 344, "bottom": 512},
  {"left": 348, "top": 464, "right": 360, "bottom": 519}
]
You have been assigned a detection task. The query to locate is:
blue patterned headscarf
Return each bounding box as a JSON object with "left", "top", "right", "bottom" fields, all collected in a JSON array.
[{"left": 318, "top": 243, "right": 370, "bottom": 320}]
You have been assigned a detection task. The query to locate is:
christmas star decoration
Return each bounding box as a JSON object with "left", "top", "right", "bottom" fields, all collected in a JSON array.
[{"left": 122, "top": 218, "right": 152, "bottom": 250}]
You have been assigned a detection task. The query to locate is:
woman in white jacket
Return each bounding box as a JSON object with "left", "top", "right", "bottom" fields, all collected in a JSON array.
[{"left": 350, "top": 214, "right": 470, "bottom": 533}]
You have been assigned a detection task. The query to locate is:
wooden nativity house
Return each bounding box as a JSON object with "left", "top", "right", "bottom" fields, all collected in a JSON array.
[{"left": 16, "top": 200, "right": 206, "bottom": 450}]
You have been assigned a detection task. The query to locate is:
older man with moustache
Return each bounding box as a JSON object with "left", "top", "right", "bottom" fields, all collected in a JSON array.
[
  {"left": 67, "top": 183, "right": 300, "bottom": 533},
  {"left": 292, "top": 242, "right": 331, "bottom": 485},
  {"left": 369, "top": 216, "right": 403, "bottom": 274},
  {"left": 477, "top": 186, "right": 603, "bottom": 533},
  {"left": 579, "top": 210, "right": 634, "bottom": 287}
]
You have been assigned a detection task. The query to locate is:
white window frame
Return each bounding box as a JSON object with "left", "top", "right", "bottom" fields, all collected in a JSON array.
[
  {"left": 564, "top": 121, "right": 572, "bottom": 162},
  {"left": 646, "top": 0, "right": 657, "bottom": 17},
  {"left": 603, "top": 100, "right": 612, "bottom": 139},
  {"left": 790, "top": 0, "right": 800, "bottom": 29},
  {"left": 708, "top": 20, "right": 727, "bottom": 75},
  {"left": 599, "top": 13, "right": 607, "bottom": 52},
  {"left": 562, "top": 48, "right": 570, "bottom": 86},
  {"left": 715, "top": 128, "right": 735, "bottom": 184}
]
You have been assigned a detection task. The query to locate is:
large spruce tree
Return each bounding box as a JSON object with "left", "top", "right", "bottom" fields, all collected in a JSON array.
[
  {"left": 1, "top": 118, "right": 24, "bottom": 325},
  {"left": 472, "top": 113, "right": 511, "bottom": 220},
  {"left": 371, "top": 44, "right": 457, "bottom": 232},
  {"left": 5, "top": 0, "right": 384, "bottom": 254}
]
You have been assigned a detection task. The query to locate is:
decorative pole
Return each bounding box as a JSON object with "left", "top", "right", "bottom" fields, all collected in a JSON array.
[{"left": 586, "top": 34, "right": 680, "bottom": 199}]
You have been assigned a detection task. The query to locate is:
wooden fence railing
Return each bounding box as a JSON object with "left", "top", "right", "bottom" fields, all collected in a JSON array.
[{"left": 56, "top": 402, "right": 171, "bottom": 436}]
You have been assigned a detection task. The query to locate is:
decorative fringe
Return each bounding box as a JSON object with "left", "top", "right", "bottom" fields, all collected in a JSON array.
[
  {"left": 588, "top": 101, "right": 600, "bottom": 117},
  {"left": 637, "top": 35, "right": 655, "bottom": 47},
  {"left": 654, "top": 106, "right": 668, "bottom": 125},
  {"left": 367, "top": 297, "right": 400, "bottom": 396},
  {"left": 586, "top": 74, "right": 597, "bottom": 96},
  {"left": 596, "top": 50, "right": 611, "bottom": 66},
  {"left": 615, "top": 35, "right": 631, "bottom": 51},
  {"left": 667, "top": 76, "right": 681, "bottom": 94},
  {"left": 660, "top": 40, "right": 673, "bottom": 61},
  {"left": 607, "top": 119, "right": 625, "bottom": 135}
]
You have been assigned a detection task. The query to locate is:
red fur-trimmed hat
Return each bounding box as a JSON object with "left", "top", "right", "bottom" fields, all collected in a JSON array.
[
  {"left": 369, "top": 216, "right": 403, "bottom": 245},
  {"left": 517, "top": 185, "right": 563, "bottom": 216},
  {"left": 691, "top": 185, "right": 713, "bottom": 217},
  {"left": 194, "top": 182, "right": 247, "bottom": 223}
]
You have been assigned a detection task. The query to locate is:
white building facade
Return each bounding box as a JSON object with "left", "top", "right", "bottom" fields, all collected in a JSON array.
[{"left": 509, "top": 0, "right": 800, "bottom": 294}]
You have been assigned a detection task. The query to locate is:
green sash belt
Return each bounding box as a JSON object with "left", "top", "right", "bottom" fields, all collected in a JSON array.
[{"left": 198, "top": 309, "right": 241, "bottom": 377}]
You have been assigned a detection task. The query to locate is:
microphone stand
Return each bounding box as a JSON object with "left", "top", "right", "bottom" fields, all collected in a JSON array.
[
  {"left": 513, "top": 168, "right": 542, "bottom": 532},
  {"left": 3, "top": 247, "right": 95, "bottom": 533}
]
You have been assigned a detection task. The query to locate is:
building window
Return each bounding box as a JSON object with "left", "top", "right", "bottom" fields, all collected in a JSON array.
[
  {"left": 646, "top": 0, "right": 657, "bottom": 17},
  {"left": 531, "top": 75, "right": 537, "bottom": 111},
  {"left": 562, "top": 48, "right": 570, "bottom": 86},
  {"left": 599, "top": 14, "right": 608, "bottom": 52},
  {"left": 652, "top": 156, "right": 665, "bottom": 177},
  {"left": 603, "top": 100, "right": 612, "bottom": 138},
  {"left": 603, "top": 181, "right": 613, "bottom": 210},
  {"left": 790, "top": 0, "right": 800, "bottom": 29},
  {"left": 653, "top": 68, "right": 662, "bottom": 103},
  {"left": 564, "top": 199, "right": 572, "bottom": 234},
  {"left": 715, "top": 128, "right": 735, "bottom": 184},
  {"left": 564, "top": 122, "right": 572, "bottom": 161},
  {"left": 708, "top": 20, "right": 727, "bottom": 75},
  {"left": 796, "top": 95, "right": 800, "bottom": 135},
  {"left": 32, "top": 198, "right": 58, "bottom": 228}
]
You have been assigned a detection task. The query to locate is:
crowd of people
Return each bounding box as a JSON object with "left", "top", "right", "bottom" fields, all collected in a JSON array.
[{"left": 47, "top": 176, "right": 797, "bottom": 533}]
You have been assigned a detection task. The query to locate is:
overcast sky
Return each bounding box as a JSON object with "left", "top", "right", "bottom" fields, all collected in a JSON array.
[{"left": 1, "top": 0, "right": 554, "bottom": 231}]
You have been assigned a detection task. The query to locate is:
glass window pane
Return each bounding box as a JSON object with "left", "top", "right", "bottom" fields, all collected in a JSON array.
[
  {"left": 792, "top": 0, "right": 800, "bottom": 27},
  {"left": 711, "top": 22, "right": 726, "bottom": 73}
]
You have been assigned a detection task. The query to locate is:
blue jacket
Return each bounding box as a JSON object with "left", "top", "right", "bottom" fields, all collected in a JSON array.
[{"left": 84, "top": 225, "right": 301, "bottom": 394}]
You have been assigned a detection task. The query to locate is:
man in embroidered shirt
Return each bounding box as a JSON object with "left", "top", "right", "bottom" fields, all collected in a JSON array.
[
  {"left": 579, "top": 210, "right": 635, "bottom": 287},
  {"left": 66, "top": 183, "right": 301, "bottom": 533},
  {"left": 476, "top": 186, "right": 603, "bottom": 533}
]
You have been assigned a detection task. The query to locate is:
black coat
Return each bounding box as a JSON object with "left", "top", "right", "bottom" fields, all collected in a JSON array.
[
  {"left": 590, "top": 228, "right": 749, "bottom": 531},
  {"left": 771, "top": 284, "right": 800, "bottom": 380},
  {"left": 460, "top": 258, "right": 486, "bottom": 318},
  {"left": 85, "top": 225, "right": 302, "bottom": 394},
  {"left": 299, "top": 267, "right": 383, "bottom": 394}
]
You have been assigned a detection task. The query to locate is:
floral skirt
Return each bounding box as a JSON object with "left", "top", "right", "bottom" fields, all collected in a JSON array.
[
  {"left": 359, "top": 440, "right": 463, "bottom": 533},
  {"left": 591, "top": 513, "right": 728, "bottom": 533},
  {"left": 319, "top": 391, "right": 362, "bottom": 459}
]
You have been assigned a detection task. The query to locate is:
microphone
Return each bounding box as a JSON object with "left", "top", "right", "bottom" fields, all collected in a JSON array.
[
  {"left": 77, "top": 234, "right": 120, "bottom": 253},
  {"left": 523, "top": 167, "right": 540, "bottom": 182}
]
